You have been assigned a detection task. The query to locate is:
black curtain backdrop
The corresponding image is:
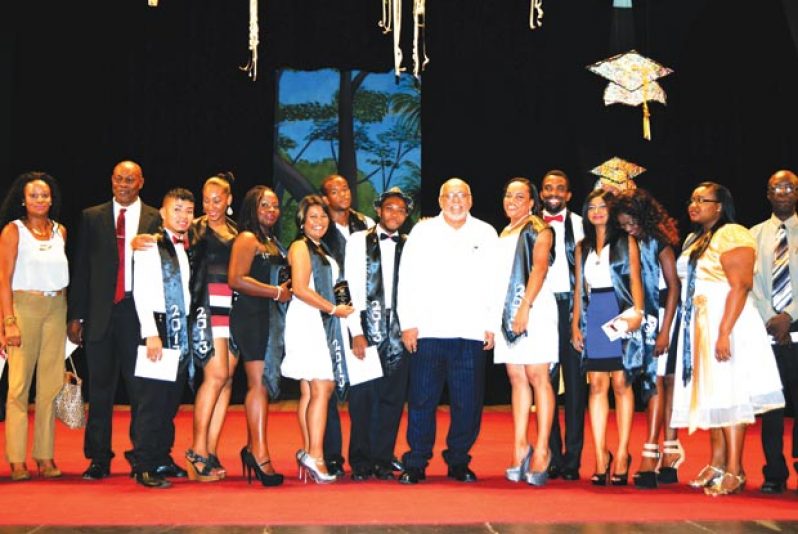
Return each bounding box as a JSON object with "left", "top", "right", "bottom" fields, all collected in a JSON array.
[{"left": 4, "top": 0, "right": 798, "bottom": 404}]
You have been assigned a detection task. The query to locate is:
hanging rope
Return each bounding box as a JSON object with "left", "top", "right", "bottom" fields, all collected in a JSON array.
[
  {"left": 379, "top": 0, "right": 405, "bottom": 78},
  {"left": 240, "top": 0, "right": 259, "bottom": 81},
  {"left": 530, "top": 0, "right": 543, "bottom": 30},
  {"left": 412, "top": 0, "right": 429, "bottom": 80}
]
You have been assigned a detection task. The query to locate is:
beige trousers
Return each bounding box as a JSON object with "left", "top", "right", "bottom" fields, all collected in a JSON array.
[{"left": 5, "top": 291, "right": 66, "bottom": 463}]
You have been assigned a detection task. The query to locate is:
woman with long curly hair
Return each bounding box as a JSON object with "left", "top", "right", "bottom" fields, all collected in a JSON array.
[{"left": 612, "top": 188, "right": 682, "bottom": 488}]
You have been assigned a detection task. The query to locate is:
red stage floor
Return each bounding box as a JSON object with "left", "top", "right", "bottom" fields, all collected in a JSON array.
[{"left": 1, "top": 405, "right": 797, "bottom": 527}]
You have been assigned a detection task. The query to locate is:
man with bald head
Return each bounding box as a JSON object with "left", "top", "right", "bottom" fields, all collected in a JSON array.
[
  {"left": 396, "top": 178, "right": 498, "bottom": 484},
  {"left": 68, "top": 160, "right": 163, "bottom": 480},
  {"left": 751, "top": 169, "right": 798, "bottom": 494}
]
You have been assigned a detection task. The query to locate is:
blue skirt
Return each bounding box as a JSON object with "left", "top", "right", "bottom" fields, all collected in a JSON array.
[{"left": 585, "top": 287, "right": 622, "bottom": 371}]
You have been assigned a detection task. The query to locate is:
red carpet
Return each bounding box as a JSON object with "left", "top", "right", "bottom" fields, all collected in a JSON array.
[{"left": 1, "top": 405, "right": 797, "bottom": 526}]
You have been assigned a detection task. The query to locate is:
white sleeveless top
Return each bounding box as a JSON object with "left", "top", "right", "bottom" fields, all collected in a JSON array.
[{"left": 11, "top": 219, "right": 69, "bottom": 291}]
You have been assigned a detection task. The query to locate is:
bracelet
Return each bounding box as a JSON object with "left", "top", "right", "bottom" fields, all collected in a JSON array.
[
  {"left": 3, "top": 316, "right": 16, "bottom": 326},
  {"left": 273, "top": 286, "right": 282, "bottom": 301},
  {"left": 329, "top": 304, "right": 338, "bottom": 315},
  {"left": 520, "top": 296, "right": 532, "bottom": 307}
]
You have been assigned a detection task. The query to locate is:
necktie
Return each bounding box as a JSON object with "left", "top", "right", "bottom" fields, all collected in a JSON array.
[
  {"left": 172, "top": 234, "right": 189, "bottom": 250},
  {"left": 380, "top": 232, "right": 400, "bottom": 243},
  {"left": 544, "top": 214, "right": 564, "bottom": 223},
  {"left": 772, "top": 223, "right": 792, "bottom": 313},
  {"left": 113, "top": 208, "right": 127, "bottom": 304}
]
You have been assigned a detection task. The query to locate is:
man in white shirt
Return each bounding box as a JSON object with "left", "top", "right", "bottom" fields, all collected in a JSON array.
[
  {"left": 319, "top": 173, "right": 375, "bottom": 477},
  {"left": 130, "top": 188, "right": 195, "bottom": 489},
  {"left": 540, "top": 170, "right": 586, "bottom": 481},
  {"left": 751, "top": 169, "right": 798, "bottom": 494},
  {"left": 344, "top": 187, "right": 412, "bottom": 481},
  {"left": 397, "top": 178, "right": 498, "bottom": 484}
]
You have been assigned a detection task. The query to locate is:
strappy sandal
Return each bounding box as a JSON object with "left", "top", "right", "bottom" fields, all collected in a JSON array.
[
  {"left": 634, "top": 443, "right": 659, "bottom": 489},
  {"left": 688, "top": 464, "right": 724, "bottom": 489},
  {"left": 704, "top": 471, "right": 746, "bottom": 496},
  {"left": 657, "top": 439, "right": 685, "bottom": 484},
  {"left": 185, "top": 449, "right": 221, "bottom": 482}
]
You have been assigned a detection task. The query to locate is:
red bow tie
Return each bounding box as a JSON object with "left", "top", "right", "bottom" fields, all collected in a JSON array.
[
  {"left": 544, "top": 214, "right": 564, "bottom": 223},
  {"left": 172, "top": 235, "right": 189, "bottom": 250}
]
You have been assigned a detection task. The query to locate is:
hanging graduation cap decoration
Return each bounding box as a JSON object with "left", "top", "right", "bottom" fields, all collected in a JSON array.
[
  {"left": 587, "top": 50, "right": 673, "bottom": 140},
  {"left": 591, "top": 156, "right": 646, "bottom": 193}
]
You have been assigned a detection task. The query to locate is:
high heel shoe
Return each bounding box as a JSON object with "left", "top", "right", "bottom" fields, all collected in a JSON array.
[
  {"left": 505, "top": 446, "right": 533, "bottom": 483},
  {"left": 295, "top": 449, "right": 307, "bottom": 478},
  {"left": 526, "top": 450, "right": 552, "bottom": 487},
  {"left": 657, "top": 439, "right": 685, "bottom": 484},
  {"left": 299, "top": 454, "right": 336, "bottom": 484},
  {"left": 634, "top": 443, "right": 659, "bottom": 489},
  {"left": 10, "top": 463, "right": 31, "bottom": 482},
  {"left": 185, "top": 449, "right": 221, "bottom": 482},
  {"left": 241, "top": 449, "right": 284, "bottom": 487},
  {"left": 610, "top": 453, "right": 632, "bottom": 486},
  {"left": 35, "top": 460, "right": 62, "bottom": 479},
  {"left": 591, "top": 451, "right": 613, "bottom": 486},
  {"left": 207, "top": 453, "right": 226, "bottom": 479},
  {"left": 704, "top": 471, "right": 746, "bottom": 496},
  {"left": 688, "top": 464, "right": 725, "bottom": 489}
]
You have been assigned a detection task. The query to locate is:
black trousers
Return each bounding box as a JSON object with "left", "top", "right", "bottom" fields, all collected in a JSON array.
[
  {"left": 761, "top": 325, "right": 798, "bottom": 482},
  {"left": 347, "top": 356, "right": 409, "bottom": 470},
  {"left": 83, "top": 297, "right": 140, "bottom": 464},
  {"left": 323, "top": 395, "right": 345, "bottom": 466},
  {"left": 548, "top": 296, "right": 587, "bottom": 471},
  {"left": 130, "top": 359, "right": 188, "bottom": 473}
]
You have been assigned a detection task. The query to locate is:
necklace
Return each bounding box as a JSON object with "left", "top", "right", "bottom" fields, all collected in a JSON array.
[
  {"left": 25, "top": 219, "right": 52, "bottom": 238},
  {"left": 503, "top": 217, "right": 528, "bottom": 236}
]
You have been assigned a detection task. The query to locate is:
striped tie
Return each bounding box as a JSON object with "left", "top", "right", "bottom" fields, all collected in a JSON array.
[{"left": 772, "top": 223, "right": 792, "bottom": 313}]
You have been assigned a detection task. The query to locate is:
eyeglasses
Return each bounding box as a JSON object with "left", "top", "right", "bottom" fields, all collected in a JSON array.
[
  {"left": 769, "top": 184, "right": 796, "bottom": 194},
  {"left": 441, "top": 192, "right": 470, "bottom": 202},
  {"left": 687, "top": 197, "right": 721, "bottom": 206}
]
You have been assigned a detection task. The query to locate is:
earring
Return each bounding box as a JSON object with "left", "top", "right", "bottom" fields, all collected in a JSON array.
[
  {"left": 21, "top": 202, "right": 25, "bottom": 207},
  {"left": 226, "top": 206, "right": 233, "bottom": 216}
]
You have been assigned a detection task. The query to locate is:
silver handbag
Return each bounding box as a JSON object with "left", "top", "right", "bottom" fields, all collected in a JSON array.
[{"left": 54, "top": 355, "right": 86, "bottom": 429}]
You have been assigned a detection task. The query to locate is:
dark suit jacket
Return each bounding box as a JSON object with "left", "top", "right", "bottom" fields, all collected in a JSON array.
[{"left": 67, "top": 200, "right": 162, "bottom": 342}]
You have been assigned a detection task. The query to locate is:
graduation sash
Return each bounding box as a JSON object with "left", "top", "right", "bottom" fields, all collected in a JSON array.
[
  {"left": 501, "top": 217, "right": 554, "bottom": 344},
  {"left": 362, "top": 227, "right": 406, "bottom": 375},
  {"left": 306, "top": 236, "right": 350, "bottom": 401},
  {"left": 262, "top": 239, "right": 289, "bottom": 400},
  {"left": 638, "top": 236, "right": 664, "bottom": 402}
]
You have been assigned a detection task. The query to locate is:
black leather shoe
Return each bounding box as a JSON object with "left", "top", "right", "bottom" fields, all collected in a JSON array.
[
  {"left": 761, "top": 480, "right": 787, "bottom": 494},
  {"left": 154, "top": 461, "right": 188, "bottom": 478},
  {"left": 561, "top": 467, "right": 580, "bottom": 481},
  {"left": 326, "top": 459, "right": 346, "bottom": 479},
  {"left": 351, "top": 466, "right": 372, "bottom": 481},
  {"left": 373, "top": 464, "right": 396, "bottom": 480},
  {"left": 82, "top": 462, "right": 110, "bottom": 480},
  {"left": 391, "top": 456, "right": 404, "bottom": 472},
  {"left": 124, "top": 450, "right": 138, "bottom": 477},
  {"left": 398, "top": 467, "right": 426, "bottom": 484},
  {"left": 135, "top": 471, "right": 172, "bottom": 489},
  {"left": 547, "top": 464, "right": 561, "bottom": 480},
  {"left": 447, "top": 464, "right": 477, "bottom": 482}
]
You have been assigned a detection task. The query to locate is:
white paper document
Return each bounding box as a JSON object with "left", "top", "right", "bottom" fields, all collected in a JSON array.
[
  {"left": 134, "top": 345, "right": 180, "bottom": 382},
  {"left": 768, "top": 332, "right": 798, "bottom": 345},
  {"left": 345, "top": 345, "right": 383, "bottom": 386},
  {"left": 65, "top": 338, "right": 80, "bottom": 359},
  {"left": 0, "top": 350, "right": 6, "bottom": 380},
  {"left": 601, "top": 308, "right": 640, "bottom": 341}
]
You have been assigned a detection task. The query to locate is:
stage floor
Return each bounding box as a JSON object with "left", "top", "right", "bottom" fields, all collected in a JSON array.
[{"left": 1, "top": 404, "right": 798, "bottom": 531}]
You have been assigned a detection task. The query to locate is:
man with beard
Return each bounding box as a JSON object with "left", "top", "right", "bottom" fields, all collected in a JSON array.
[
  {"left": 751, "top": 169, "right": 798, "bottom": 494},
  {"left": 319, "top": 174, "right": 375, "bottom": 477},
  {"left": 344, "top": 187, "right": 412, "bottom": 481},
  {"left": 539, "top": 170, "right": 585, "bottom": 481}
]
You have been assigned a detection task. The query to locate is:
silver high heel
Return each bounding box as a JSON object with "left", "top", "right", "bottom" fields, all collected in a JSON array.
[
  {"left": 295, "top": 449, "right": 307, "bottom": 478},
  {"left": 299, "top": 454, "right": 336, "bottom": 484},
  {"left": 526, "top": 450, "right": 552, "bottom": 487},
  {"left": 505, "top": 446, "right": 533, "bottom": 483}
]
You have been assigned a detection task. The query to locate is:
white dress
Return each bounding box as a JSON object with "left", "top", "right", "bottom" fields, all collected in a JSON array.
[
  {"left": 281, "top": 254, "right": 352, "bottom": 381},
  {"left": 493, "top": 231, "right": 559, "bottom": 365},
  {"left": 671, "top": 224, "right": 784, "bottom": 431}
]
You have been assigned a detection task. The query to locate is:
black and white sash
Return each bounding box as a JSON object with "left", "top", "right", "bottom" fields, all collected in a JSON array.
[
  {"left": 362, "top": 227, "right": 406, "bottom": 375},
  {"left": 306, "top": 237, "right": 350, "bottom": 401},
  {"left": 322, "top": 209, "right": 369, "bottom": 273}
]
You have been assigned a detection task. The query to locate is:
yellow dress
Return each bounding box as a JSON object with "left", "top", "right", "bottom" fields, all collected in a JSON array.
[{"left": 671, "top": 224, "right": 784, "bottom": 431}]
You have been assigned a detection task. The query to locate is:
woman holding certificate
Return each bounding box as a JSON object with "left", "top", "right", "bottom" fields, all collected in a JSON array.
[{"left": 571, "top": 189, "right": 644, "bottom": 487}]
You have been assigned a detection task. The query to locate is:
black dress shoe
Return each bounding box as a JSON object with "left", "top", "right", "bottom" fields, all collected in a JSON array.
[
  {"left": 135, "top": 471, "right": 172, "bottom": 489},
  {"left": 351, "top": 466, "right": 373, "bottom": 481},
  {"left": 561, "top": 467, "right": 580, "bottom": 481},
  {"left": 447, "top": 464, "right": 477, "bottom": 482},
  {"left": 761, "top": 480, "right": 787, "bottom": 494},
  {"left": 82, "top": 462, "right": 110, "bottom": 480},
  {"left": 154, "top": 462, "right": 188, "bottom": 478},
  {"left": 326, "top": 459, "right": 346, "bottom": 479},
  {"left": 391, "top": 456, "right": 404, "bottom": 472},
  {"left": 373, "top": 464, "right": 396, "bottom": 480},
  {"left": 398, "top": 467, "right": 426, "bottom": 484},
  {"left": 547, "top": 464, "right": 561, "bottom": 480}
]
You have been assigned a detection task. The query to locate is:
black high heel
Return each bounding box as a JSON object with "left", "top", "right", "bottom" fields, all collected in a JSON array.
[
  {"left": 185, "top": 449, "right": 221, "bottom": 482},
  {"left": 241, "top": 449, "right": 284, "bottom": 487},
  {"left": 634, "top": 443, "right": 659, "bottom": 489},
  {"left": 610, "top": 453, "right": 632, "bottom": 486},
  {"left": 591, "top": 451, "right": 613, "bottom": 486},
  {"left": 207, "top": 453, "right": 226, "bottom": 479}
]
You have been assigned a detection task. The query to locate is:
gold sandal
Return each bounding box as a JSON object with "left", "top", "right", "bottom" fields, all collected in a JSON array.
[{"left": 688, "top": 464, "right": 724, "bottom": 488}]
